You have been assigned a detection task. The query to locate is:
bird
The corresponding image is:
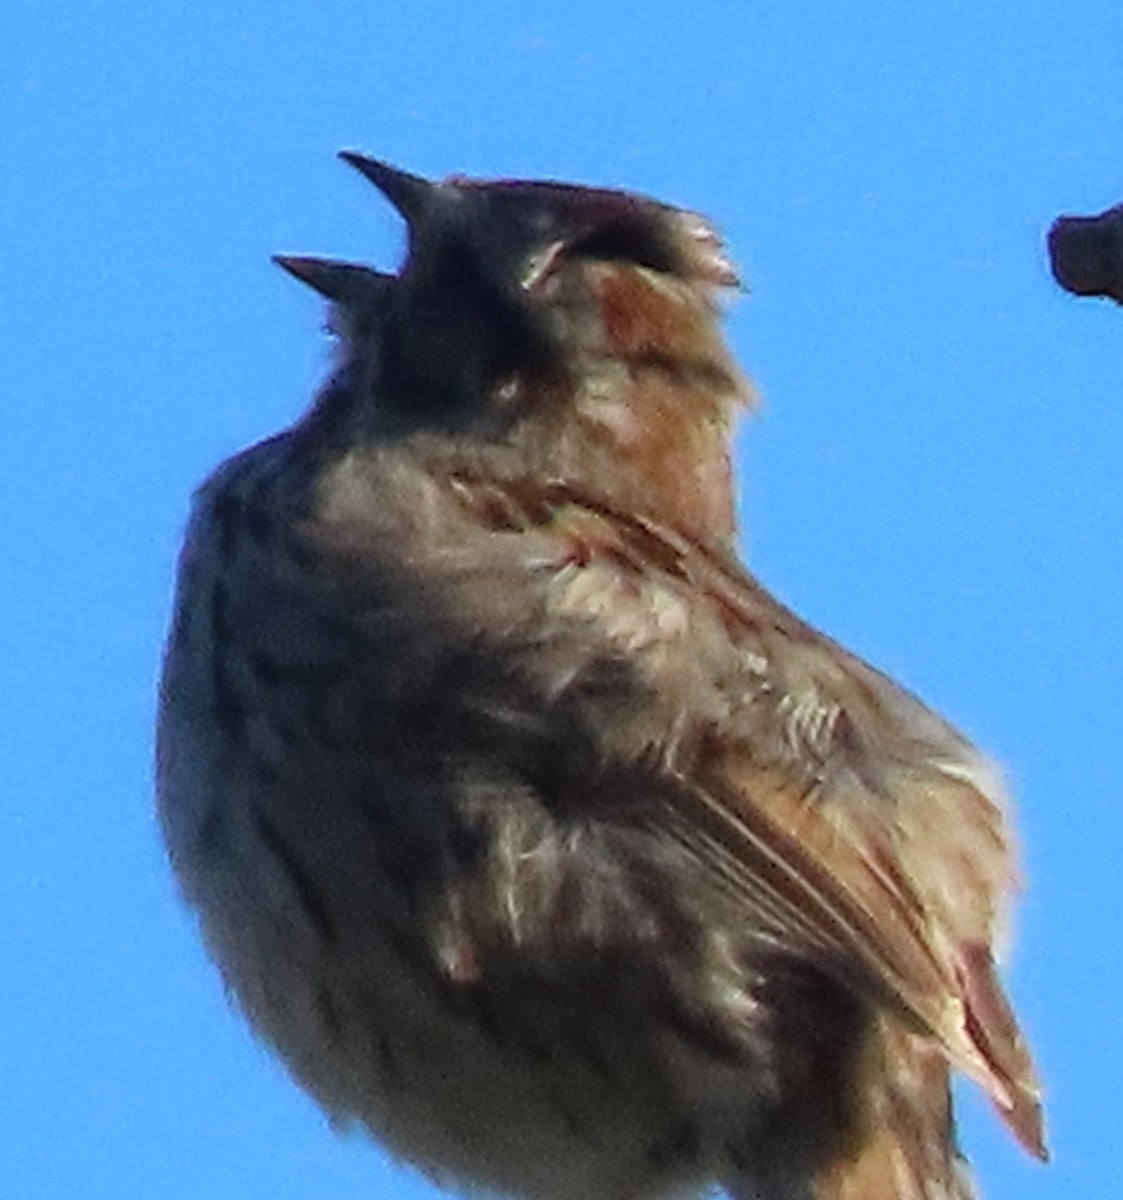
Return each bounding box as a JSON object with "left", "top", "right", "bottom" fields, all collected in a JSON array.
[{"left": 156, "top": 152, "right": 1046, "bottom": 1200}]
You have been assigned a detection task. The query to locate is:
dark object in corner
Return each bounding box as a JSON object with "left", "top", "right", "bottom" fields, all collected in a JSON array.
[{"left": 1048, "top": 203, "right": 1123, "bottom": 303}]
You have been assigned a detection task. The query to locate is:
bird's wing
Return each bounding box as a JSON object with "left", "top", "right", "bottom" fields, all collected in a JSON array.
[{"left": 438, "top": 474, "right": 1046, "bottom": 1160}]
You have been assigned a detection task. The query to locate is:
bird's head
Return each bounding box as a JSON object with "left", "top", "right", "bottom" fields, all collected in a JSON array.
[
  {"left": 279, "top": 154, "right": 743, "bottom": 421},
  {"left": 277, "top": 154, "right": 750, "bottom": 540},
  {"left": 338, "top": 151, "right": 738, "bottom": 296}
]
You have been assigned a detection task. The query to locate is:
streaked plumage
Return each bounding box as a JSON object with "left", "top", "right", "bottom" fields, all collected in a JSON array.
[{"left": 157, "top": 154, "right": 1045, "bottom": 1200}]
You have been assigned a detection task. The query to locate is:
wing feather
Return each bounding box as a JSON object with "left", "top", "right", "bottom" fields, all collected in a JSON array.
[{"left": 374, "top": 470, "right": 1047, "bottom": 1158}]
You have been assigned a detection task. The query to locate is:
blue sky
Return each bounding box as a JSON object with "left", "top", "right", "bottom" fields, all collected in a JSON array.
[{"left": 5, "top": 3, "right": 1122, "bottom": 1198}]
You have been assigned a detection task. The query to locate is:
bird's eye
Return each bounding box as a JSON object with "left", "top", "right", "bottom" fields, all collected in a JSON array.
[{"left": 521, "top": 241, "right": 569, "bottom": 292}]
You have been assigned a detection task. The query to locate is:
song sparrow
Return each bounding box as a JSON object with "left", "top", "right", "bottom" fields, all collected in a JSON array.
[{"left": 157, "top": 153, "right": 1045, "bottom": 1200}]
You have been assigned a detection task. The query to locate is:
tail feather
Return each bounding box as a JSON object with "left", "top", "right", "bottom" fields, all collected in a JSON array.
[
  {"left": 811, "top": 1018, "right": 978, "bottom": 1200},
  {"left": 953, "top": 938, "right": 1045, "bottom": 1159}
]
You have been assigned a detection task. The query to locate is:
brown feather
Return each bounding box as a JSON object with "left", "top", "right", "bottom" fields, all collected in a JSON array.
[
  {"left": 411, "top": 467, "right": 1047, "bottom": 1164},
  {"left": 163, "top": 163, "right": 1045, "bottom": 1200}
]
